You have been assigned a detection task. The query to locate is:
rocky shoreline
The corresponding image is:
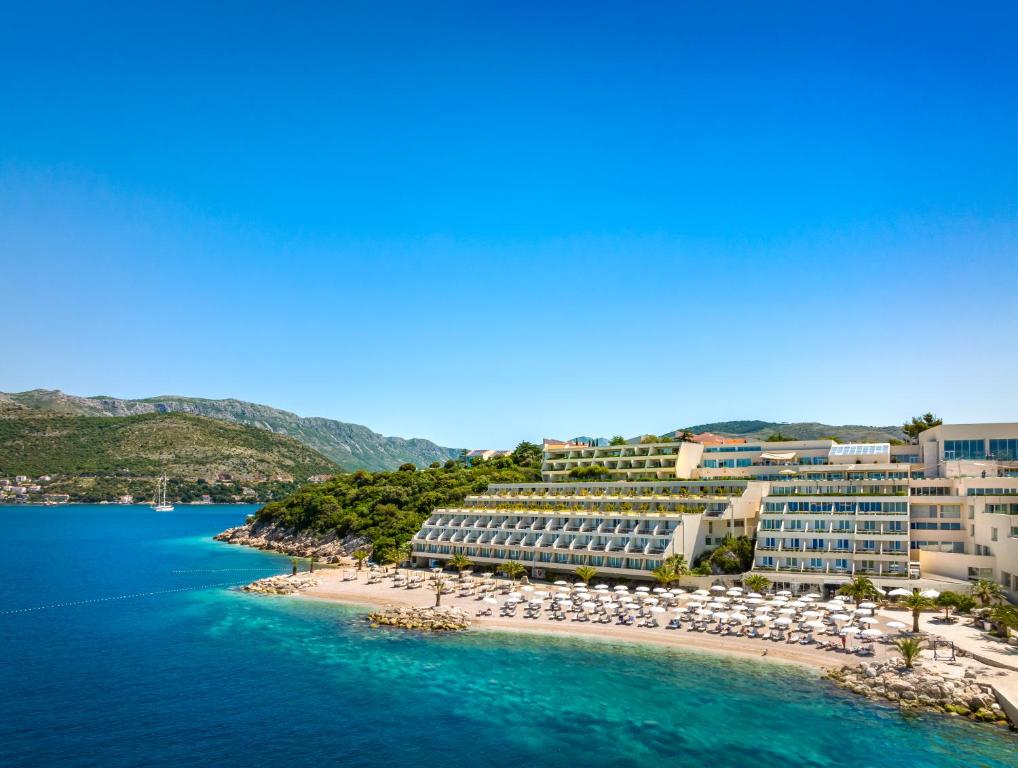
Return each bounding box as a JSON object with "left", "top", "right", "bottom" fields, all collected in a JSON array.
[
  {"left": 215, "top": 519, "right": 369, "bottom": 562},
  {"left": 827, "top": 661, "right": 1012, "bottom": 726},
  {"left": 367, "top": 605, "right": 471, "bottom": 632},
  {"left": 242, "top": 573, "right": 320, "bottom": 595}
]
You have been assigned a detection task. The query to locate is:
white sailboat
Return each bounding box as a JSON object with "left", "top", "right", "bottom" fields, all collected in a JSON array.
[{"left": 152, "top": 474, "right": 175, "bottom": 512}]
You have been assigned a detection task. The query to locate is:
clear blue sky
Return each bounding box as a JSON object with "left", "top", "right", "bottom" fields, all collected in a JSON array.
[{"left": 2, "top": 2, "right": 1016, "bottom": 448}]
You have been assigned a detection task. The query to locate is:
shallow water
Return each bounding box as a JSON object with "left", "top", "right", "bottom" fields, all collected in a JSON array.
[{"left": 0, "top": 505, "right": 1012, "bottom": 767}]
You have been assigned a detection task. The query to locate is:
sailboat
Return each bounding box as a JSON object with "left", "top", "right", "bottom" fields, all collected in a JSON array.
[{"left": 152, "top": 474, "right": 175, "bottom": 512}]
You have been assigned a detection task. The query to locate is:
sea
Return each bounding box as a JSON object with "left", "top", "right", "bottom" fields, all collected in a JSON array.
[{"left": 0, "top": 504, "right": 1012, "bottom": 768}]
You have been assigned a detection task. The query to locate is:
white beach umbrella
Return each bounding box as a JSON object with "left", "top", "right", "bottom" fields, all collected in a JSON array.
[
  {"left": 773, "top": 617, "right": 792, "bottom": 626},
  {"left": 710, "top": 585, "right": 726, "bottom": 592},
  {"left": 636, "top": 586, "right": 650, "bottom": 593},
  {"left": 858, "top": 616, "right": 880, "bottom": 625},
  {"left": 554, "top": 580, "right": 569, "bottom": 586},
  {"left": 673, "top": 589, "right": 687, "bottom": 596},
  {"left": 747, "top": 592, "right": 763, "bottom": 599},
  {"left": 528, "top": 599, "right": 542, "bottom": 606},
  {"left": 644, "top": 597, "right": 659, "bottom": 605},
  {"left": 753, "top": 616, "right": 769, "bottom": 625},
  {"left": 534, "top": 590, "right": 549, "bottom": 598},
  {"left": 521, "top": 585, "right": 535, "bottom": 592},
  {"left": 885, "top": 621, "right": 907, "bottom": 630},
  {"left": 712, "top": 612, "right": 728, "bottom": 621},
  {"left": 614, "top": 585, "right": 629, "bottom": 591},
  {"left": 776, "top": 590, "right": 792, "bottom": 596},
  {"left": 920, "top": 589, "right": 940, "bottom": 599},
  {"left": 653, "top": 587, "right": 667, "bottom": 594},
  {"left": 594, "top": 585, "right": 609, "bottom": 591},
  {"left": 625, "top": 601, "right": 640, "bottom": 610},
  {"left": 830, "top": 613, "right": 851, "bottom": 623},
  {"left": 888, "top": 588, "right": 911, "bottom": 597},
  {"left": 726, "top": 589, "right": 742, "bottom": 596},
  {"left": 800, "top": 595, "right": 818, "bottom": 602},
  {"left": 693, "top": 589, "right": 710, "bottom": 597},
  {"left": 557, "top": 586, "right": 571, "bottom": 593},
  {"left": 802, "top": 610, "right": 822, "bottom": 619},
  {"left": 651, "top": 606, "right": 666, "bottom": 614},
  {"left": 804, "top": 620, "right": 826, "bottom": 629},
  {"left": 861, "top": 629, "right": 884, "bottom": 638},
  {"left": 581, "top": 600, "right": 598, "bottom": 610},
  {"left": 508, "top": 591, "right": 522, "bottom": 599},
  {"left": 482, "top": 596, "right": 498, "bottom": 605},
  {"left": 746, "top": 597, "right": 765, "bottom": 605},
  {"left": 730, "top": 612, "right": 749, "bottom": 623},
  {"left": 858, "top": 601, "right": 877, "bottom": 609},
  {"left": 672, "top": 606, "right": 684, "bottom": 613},
  {"left": 841, "top": 626, "right": 861, "bottom": 636}
]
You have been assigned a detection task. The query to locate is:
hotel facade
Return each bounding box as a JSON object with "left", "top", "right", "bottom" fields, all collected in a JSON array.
[{"left": 411, "top": 423, "right": 1018, "bottom": 600}]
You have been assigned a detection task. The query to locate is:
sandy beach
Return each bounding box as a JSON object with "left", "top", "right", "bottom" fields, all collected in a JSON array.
[{"left": 297, "top": 567, "right": 899, "bottom": 672}]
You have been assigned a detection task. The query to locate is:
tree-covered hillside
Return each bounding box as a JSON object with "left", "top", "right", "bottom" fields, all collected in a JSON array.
[
  {"left": 254, "top": 442, "right": 543, "bottom": 562},
  {"left": 0, "top": 409, "right": 339, "bottom": 481}
]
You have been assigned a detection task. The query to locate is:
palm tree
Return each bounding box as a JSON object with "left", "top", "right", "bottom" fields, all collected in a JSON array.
[
  {"left": 894, "top": 637, "right": 923, "bottom": 670},
  {"left": 663, "top": 554, "right": 690, "bottom": 587},
  {"left": 838, "top": 575, "right": 877, "bottom": 602},
  {"left": 989, "top": 604, "right": 1018, "bottom": 639},
  {"left": 742, "top": 573, "right": 771, "bottom": 594},
  {"left": 902, "top": 590, "right": 933, "bottom": 633},
  {"left": 352, "top": 548, "right": 370, "bottom": 571},
  {"left": 574, "top": 565, "right": 598, "bottom": 585},
  {"left": 431, "top": 578, "right": 449, "bottom": 607},
  {"left": 448, "top": 553, "right": 473, "bottom": 578},
  {"left": 498, "top": 560, "right": 526, "bottom": 584},
  {"left": 971, "top": 579, "right": 1005, "bottom": 608},
  {"left": 651, "top": 565, "right": 678, "bottom": 587}
]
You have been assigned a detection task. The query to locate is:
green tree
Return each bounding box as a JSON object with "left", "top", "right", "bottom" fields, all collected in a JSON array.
[
  {"left": 902, "top": 413, "right": 943, "bottom": 441},
  {"left": 765, "top": 432, "right": 795, "bottom": 442},
  {"left": 398, "top": 463, "right": 416, "bottom": 472},
  {"left": 394, "top": 541, "right": 413, "bottom": 567},
  {"left": 352, "top": 548, "right": 370, "bottom": 570},
  {"left": 609, "top": 435, "right": 627, "bottom": 446},
  {"left": 971, "top": 579, "right": 1005, "bottom": 608},
  {"left": 651, "top": 565, "right": 679, "bottom": 587},
  {"left": 448, "top": 553, "right": 473, "bottom": 578},
  {"left": 574, "top": 565, "right": 598, "bottom": 585},
  {"left": 678, "top": 430, "right": 695, "bottom": 443},
  {"left": 989, "top": 604, "right": 1018, "bottom": 640},
  {"left": 431, "top": 578, "right": 449, "bottom": 607},
  {"left": 569, "top": 464, "right": 611, "bottom": 480},
  {"left": 935, "top": 591, "right": 974, "bottom": 621},
  {"left": 498, "top": 560, "right": 526, "bottom": 584},
  {"left": 639, "top": 435, "right": 661, "bottom": 444},
  {"left": 838, "top": 575, "right": 878, "bottom": 602},
  {"left": 894, "top": 637, "right": 924, "bottom": 669},
  {"left": 742, "top": 573, "right": 771, "bottom": 594},
  {"left": 902, "top": 590, "right": 934, "bottom": 633}
]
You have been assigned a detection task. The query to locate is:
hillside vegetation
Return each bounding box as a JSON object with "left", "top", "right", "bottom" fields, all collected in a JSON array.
[
  {"left": 254, "top": 442, "right": 543, "bottom": 562},
  {"left": 0, "top": 409, "right": 339, "bottom": 482},
  {"left": 672, "top": 420, "right": 907, "bottom": 443},
  {"left": 0, "top": 389, "right": 460, "bottom": 472}
]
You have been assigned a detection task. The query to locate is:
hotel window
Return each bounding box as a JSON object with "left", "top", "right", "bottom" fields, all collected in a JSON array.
[
  {"left": 835, "top": 539, "right": 850, "bottom": 550},
  {"left": 992, "top": 527, "right": 998, "bottom": 542},
  {"left": 786, "top": 538, "right": 801, "bottom": 549},
  {"left": 989, "top": 439, "right": 1018, "bottom": 460},
  {"left": 703, "top": 459, "right": 718, "bottom": 468},
  {"left": 887, "top": 521, "right": 904, "bottom": 532},
  {"left": 786, "top": 520, "right": 804, "bottom": 530},
  {"left": 939, "top": 522, "right": 961, "bottom": 530},
  {"left": 810, "top": 538, "right": 825, "bottom": 549},
  {"left": 761, "top": 556, "right": 774, "bottom": 567},
  {"left": 944, "top": 440, "right": 985, "bottom": 460},
  {"left": 763, "top": 537, "right": 777, "bottom": 548},
  {"left": 809, "top": 558, "right": 823, "bottom": 569},
  {"left": 784, "top": 557, "right": 798, "bottom": 568},
  {"left": 835, "top": 558, "right": 849, "bottom": 570}
]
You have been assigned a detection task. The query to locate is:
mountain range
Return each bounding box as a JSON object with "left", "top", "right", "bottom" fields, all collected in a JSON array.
[{"left": 0, "top": 390, "right": 461, "bottom": 472}]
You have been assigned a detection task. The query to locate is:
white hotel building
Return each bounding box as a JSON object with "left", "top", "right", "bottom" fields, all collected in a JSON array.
[{"left": 411, "top": 423, "right": 1018, "bottom": 600}]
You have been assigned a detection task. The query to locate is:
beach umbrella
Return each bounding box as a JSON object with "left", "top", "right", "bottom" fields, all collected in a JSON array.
[
  {"left": 861, "top": 629, "right": 884, "bottom": 639},
  {"left": 557, "top": 586, "right": 571, "bottom": 593},
  {"left": 614, "top": 585, "right": 629, "bottom": 591},
  {"left": 804, "top": 620, "right": 826, "bottom": 629},
  {"left": 747, "top": 592, "right": 763, "bottom": 599},
  {"left": 712, "top": 612, "right": 728, "bottom": 621},
  {"left": 625, "top": 601, "right": 641, "bottom": 610},
  {"left": 651, "top": 606, "right": 666, "bottom": 614},
  {"left": 885, "top": 621, "right": 907, "bottom": 630},
  {"left": 920, "top": 589, "right": 940, "bottom": 599},
  {"left": 521, "top": 585, "right": 535, "bottom": 592},
  {"left": 508, "top": 591, "right": 522, "bottom": 599},
  {"left": 653, "top": 587, "right": 667, "bottom": 594},
  {"left": 636, "top": 586, "right": 650, "bottom": 593},
  {"left": 581, "top": 601, "right": 598, "bottom": 610},
  {"left": 753, "top": 616, "right": 769, "bottom": 625},
  {"left": 773, "top": 617, "right": 792, "bottom": 626},
  {"left": 802, "top": 610, "right": 821, "bottom": 619},
  {"left": 830, "top": 613, "right": 851, "bottom": 622},
  {"left": 672, "top": 589, "right": 687, "bottom": 596},
  {"left": 693, "top": 589, "right": 710, "bottom": 597},
  {"left": 858, "top": 616, "right": 880, "bottom": 625},
  {"left": 534, "top": 590, "right": 549, "bottom": 598},
  {"left": 710, "top": 585, "right": 726, "bottom": 592},
  {"left": 858, "top": 601, "right": 876, "bottom": 609},
  {"left": 730, "top": 612, "right": 749, "bottom": 623},
  {"left": 528, "top": 599, "right": 542, "bottom": 606},
  {"left": 776, "top": 590, "right": 792, "bottom": 596},
  {"left": 841, "top": 627, "right": 861, "bottom": 636},
  {"left": 672, "top": 606, "right": 684, "bottom": 614},
  {"left": 726, "top": 589, "right": 742, "bottom": 596},
  {"left": 595, "top": 583, "right": 609, "bottom": 589},
  {"left": 482, "top": 597, "right": 498, "bottom": 605},
  {"left": 800, "top": 595, "right": 818, "bottom": 602},
  {"left": 746, "top": 597, "right": 765, "bottom": 605},
  {"left": 554, "top": 580, "right": 568, "bottom": 586},
  {"left": 644, "top": 597, "right": 659, "bottom": 605},
  {"left": 888, "top": 588, "right": 911, "bottom": 597}
]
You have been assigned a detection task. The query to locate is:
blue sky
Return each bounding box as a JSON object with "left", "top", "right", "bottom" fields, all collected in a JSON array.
[{"left": 2, "top": 2, "right": 1016, "bottom": 448}]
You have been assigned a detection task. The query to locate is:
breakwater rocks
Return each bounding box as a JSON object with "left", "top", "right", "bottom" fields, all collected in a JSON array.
[
  {"left": 243, "top": 574, "right": 320, "bottom": 595},
  {"left": 215, "top": 520, "right": 370, "bottom": 562},
  {"left": 367, "top": 606, "right": 470, "bottom": 632},
  {"left": 827, "top": 662, "right": 1011, "bottom": 726}
]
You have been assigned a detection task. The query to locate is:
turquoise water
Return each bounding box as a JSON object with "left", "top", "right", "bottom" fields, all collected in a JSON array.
[{"left": 0, "top": 505, "right": 1012, "bottom": 767}]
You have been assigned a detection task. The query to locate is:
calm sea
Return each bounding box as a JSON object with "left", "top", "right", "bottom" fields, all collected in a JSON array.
[{"left": 0, "top": 505, "right": 1012, "bottom": 767}]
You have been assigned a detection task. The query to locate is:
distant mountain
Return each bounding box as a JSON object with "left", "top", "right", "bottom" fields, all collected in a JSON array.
[
  {"left": 0, "top": 390, "right": 461, "bottom": 472},
  {"left": 671, "top": 420, "right": 907, "bottom": 444},
  {"left": 0, "top": 408, "right": 338, "bottom": 481}
]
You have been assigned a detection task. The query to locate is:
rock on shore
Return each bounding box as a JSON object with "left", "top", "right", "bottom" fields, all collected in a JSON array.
[
  {"left": 827, "top": 662, "right": 1011, "bottom": 726},
  {"left": 215, "top": 519, "right": 370, "bottom": 562},
  {"left": 367, "top": 606, "right": 470, "bottom": 632},
  {"left": 243, "top": 574, "right": 320, "bottom": 595}
]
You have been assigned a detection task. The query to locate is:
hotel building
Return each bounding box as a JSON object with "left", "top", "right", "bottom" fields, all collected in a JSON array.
[{"left": 411, "top": 423, "right": 1018, "bottom": 600}]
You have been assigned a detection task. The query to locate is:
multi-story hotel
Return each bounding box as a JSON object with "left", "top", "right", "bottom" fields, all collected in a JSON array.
[{"left": 411, "top": 423, "right": 1018, "bottom": 600}]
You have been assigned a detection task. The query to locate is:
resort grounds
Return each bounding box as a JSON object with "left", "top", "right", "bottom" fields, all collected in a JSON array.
[{"left": 297, "top": 566, "right": 1013, "bottom": 685}]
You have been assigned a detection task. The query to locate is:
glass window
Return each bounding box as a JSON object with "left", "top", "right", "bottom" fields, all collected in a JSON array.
[
  {"left": 989, "top": 439, "right": 1018, "bottom": 461},
  {"left": 944, "top": 439, "right": 986, "bottom": 460}
]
